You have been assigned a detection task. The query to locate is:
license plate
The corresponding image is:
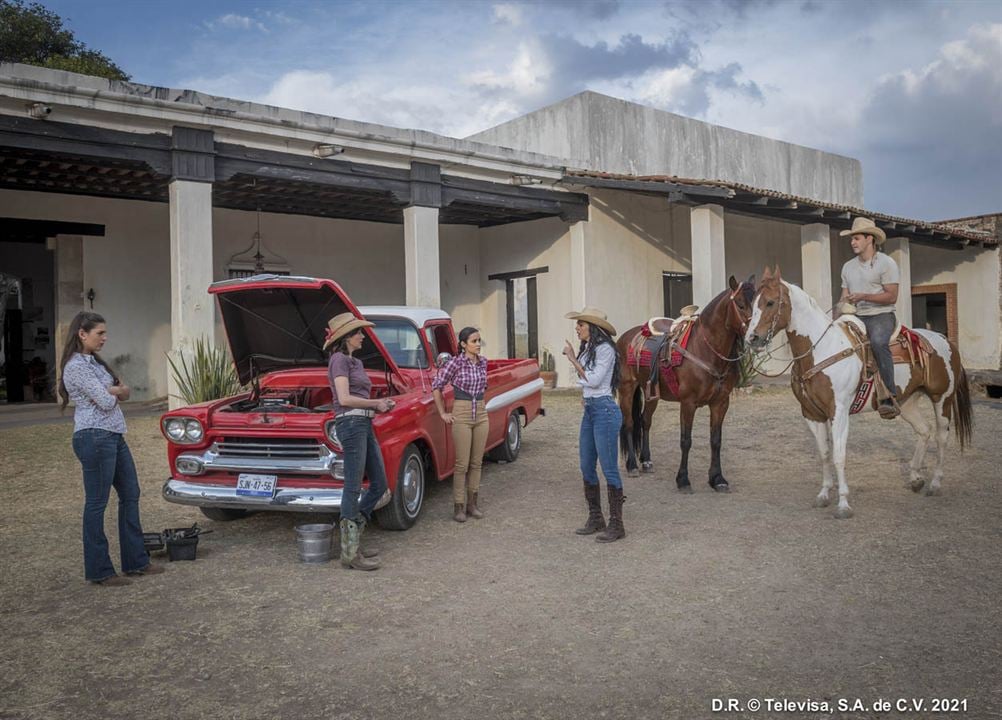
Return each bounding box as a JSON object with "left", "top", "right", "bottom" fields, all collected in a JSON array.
[{"left": 236, "top": 473, "right": 278, "bottom": 498}]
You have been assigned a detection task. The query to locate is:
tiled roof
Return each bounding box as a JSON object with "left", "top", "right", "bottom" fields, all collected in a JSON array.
[{"left": 564, "top": 170, "right": 997, "bottom": 247}]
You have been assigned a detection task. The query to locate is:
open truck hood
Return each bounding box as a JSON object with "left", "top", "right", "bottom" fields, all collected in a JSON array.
[{"left": 209, "top": 275, "right": 402, "bottom": 386}]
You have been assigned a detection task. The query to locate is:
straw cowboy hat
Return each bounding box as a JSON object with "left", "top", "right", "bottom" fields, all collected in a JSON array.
[
  {"left": 565, "top": 307, "right": 617, "bottom": 336},
  {"left": 839, "top": 216, "right": 886, "bottom": 244},
  {"left": 323, "top": 312, "right": 374, "bottom": 350}
]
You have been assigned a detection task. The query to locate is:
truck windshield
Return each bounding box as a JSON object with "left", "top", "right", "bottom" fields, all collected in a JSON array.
[{"left": 370, "top": 319, "right": 429, "bottom": 369}]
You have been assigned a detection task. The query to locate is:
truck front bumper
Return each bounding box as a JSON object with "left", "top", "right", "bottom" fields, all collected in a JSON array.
[{"left": 163, "top": 478, "right": 346, "bottom": 513}]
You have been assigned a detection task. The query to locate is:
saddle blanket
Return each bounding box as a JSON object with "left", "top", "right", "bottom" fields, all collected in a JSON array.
[{"left": 627, "top": 321, "right": 695, "bottom": 397}]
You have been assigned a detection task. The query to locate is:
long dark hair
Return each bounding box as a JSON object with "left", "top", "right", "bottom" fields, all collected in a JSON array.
[
  {"left": 58, "top": 311, "right": 118, "bottom": 411},
  {"left": 457, "top": 326, "right": 479, "bottom": 356},
  {"left": 577, "top": 322, "right": 620, "bottom": 391}
]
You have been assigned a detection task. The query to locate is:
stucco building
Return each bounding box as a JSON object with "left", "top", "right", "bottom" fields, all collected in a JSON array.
[{"left": 0, "top": 64, "right": 997, "bottom": 404}]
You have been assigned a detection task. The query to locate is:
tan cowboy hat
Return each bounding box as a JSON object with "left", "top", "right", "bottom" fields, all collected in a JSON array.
[
  {"left": 323, "top": 312, "right": 374, "bottom": 350},
  {"left": 839, "top": 216, "right": 886, "bottom": 244},
  {"left": 565, "top": 307, "right": 617, "bottom": 336}
]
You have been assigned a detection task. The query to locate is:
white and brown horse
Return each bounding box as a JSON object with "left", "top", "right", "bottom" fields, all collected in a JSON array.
[{"left": 745, "top": 267, "right": 973, "bottom": 518}]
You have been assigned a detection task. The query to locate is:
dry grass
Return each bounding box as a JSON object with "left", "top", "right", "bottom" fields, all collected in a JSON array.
[{"left": 1, "top": 389, "right": 1000, "bottom": 719}]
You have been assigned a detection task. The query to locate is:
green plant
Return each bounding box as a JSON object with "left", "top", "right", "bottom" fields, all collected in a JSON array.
[
  {"left": 166, "top": 337, "right": 242, "bottom": 404},
  {"left": 540, "top": 347, "right": 556, "bottom": 372},
  {"left": 736, "top": 347, "right": 770, "bottom": 389}
]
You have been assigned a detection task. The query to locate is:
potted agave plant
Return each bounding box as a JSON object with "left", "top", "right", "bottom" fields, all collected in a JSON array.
[{"left": 539, "top": 347, "right": 557, "bottom": 389}]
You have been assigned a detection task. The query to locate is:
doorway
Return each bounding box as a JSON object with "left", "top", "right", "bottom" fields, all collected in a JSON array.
[
  {"left": 663, "top": 271, "right": 693, "bottom": 318},
  {"left": 912, "top": 283, "right": 958, "bottom": 347},
  {"left": 489, "top": 266, "right": 547, "bottom": 360}
]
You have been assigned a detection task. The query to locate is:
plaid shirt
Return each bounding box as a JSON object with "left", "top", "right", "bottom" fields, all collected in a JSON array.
[{"left": 433, "top": 353, "right": 488, "bottom": 419}]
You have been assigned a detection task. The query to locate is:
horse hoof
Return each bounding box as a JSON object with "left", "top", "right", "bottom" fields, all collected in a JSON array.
[
  {"left": 924, "top": 485, "right": 941, "bottom": 497},
  {"left": 909, "top": 480, "right": 925, "bottom": 493},
  {"left": 641, "top": 463, "right": 655, "bottom": 474},
  {"left": 677, "top": 485, "right": 693, "bottom": 495},
  {"left": 834, "top": 506, "right": 854, "bottom": 520},
  {"left": 813, "top": 495, "right": 831, "bottom": 508},
  {"left": 711, "top": 481, "right": 730, "bottom": 493},
  {"left": 627, "top": 469, "right": 640, "bottom": 478}
]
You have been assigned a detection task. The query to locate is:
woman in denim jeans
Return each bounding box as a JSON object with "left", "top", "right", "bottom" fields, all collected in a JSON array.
[
  {"left": 563, "top": 307, "right": 626, "bottom": 543},
  {"left": 58, "top": 312, "right": 164, "bottom": 586},
  {"left": 325, "top": 312, "right": 394, "bottom": 571}
]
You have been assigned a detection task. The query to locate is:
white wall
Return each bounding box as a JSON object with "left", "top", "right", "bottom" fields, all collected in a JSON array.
[
  {"left": 439, "top": 224, "right": 480, "bottom": 332},
  {"left": 911, "top": 244, "right": 1001, "bottom": 369}
]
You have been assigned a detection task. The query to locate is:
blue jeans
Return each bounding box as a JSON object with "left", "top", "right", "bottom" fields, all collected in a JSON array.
[
  {"left": 579, "top": 395, "right": 623, "bottom": 489},
  {"left": 72, "top": 429, "right": 150, "bottom": 581},
  {"left": 861, "top": 312, "right": 898, "bottom": 397},
  {"left": 335, "top": 416, "right": 389, "bottom": 522}
]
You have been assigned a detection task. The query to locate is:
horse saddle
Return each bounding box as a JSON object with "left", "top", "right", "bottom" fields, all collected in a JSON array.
[
  {"left": 839, "top": 320, "right": 934, "bottom": 410},
  {"left": 630, "top": 312, "right": 700, "bottom": 401}
]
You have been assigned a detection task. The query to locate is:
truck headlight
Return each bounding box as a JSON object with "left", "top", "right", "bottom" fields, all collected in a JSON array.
[
  {"left": 324, "top": 419, "right": 340, "bottom": 449},
  {"left": 185, "top": 419, "right": 204, "bottom": 442},
  {"left": 164, "top": 418, "right": 186, "bottom": 441}
]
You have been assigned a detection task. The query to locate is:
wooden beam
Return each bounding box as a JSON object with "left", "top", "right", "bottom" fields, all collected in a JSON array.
[{"left": 560, "top": 175, "right": 732, "bottom": 199}]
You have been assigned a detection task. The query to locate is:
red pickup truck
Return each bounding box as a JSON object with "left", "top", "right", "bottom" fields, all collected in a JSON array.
[{"left": 160, "top": 275, "right": 544, "bottom": 529}]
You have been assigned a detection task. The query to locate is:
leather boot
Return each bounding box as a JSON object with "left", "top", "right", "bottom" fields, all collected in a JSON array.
[
  {"left": 466, "top": 492, "right": 484, "bottom": 520},
  {"left": 596, "top": 486, "right": 626, "bottom": 543},
  {"left": 575, "top": 481, "right": 606, "bottom": 535},
  {"left": 340, "top": 518, "right": 380, "bottom": 570},
  {"left": 357, "top": 517, "right": 379, "bottom": 559},
  {"left": 453, "top": 503, "right": 467, "bottom": 523}
]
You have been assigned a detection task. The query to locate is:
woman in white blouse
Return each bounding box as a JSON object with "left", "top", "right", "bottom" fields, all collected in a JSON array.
[
  {"left": 563, "top": 307, "right": 626, "bottom": 543},
  {"left": 58, "top": 312, "right": 163, "bottom": 586}
]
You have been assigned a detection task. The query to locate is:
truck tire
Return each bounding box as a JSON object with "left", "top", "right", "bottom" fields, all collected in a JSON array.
[
  {"left": 489, "top": 411, "right": 521, "bottom": 463},
  {"left": 200, "top": 507, "right": 251, "bottom": 522},
  {"left": 375, "top": 444, "right": 425, "bottom": 530}
]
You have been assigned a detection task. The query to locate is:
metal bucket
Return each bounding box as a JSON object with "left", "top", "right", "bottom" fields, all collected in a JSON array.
[{"left": 295, "top": 523, "right": 334, "bottom": 563}]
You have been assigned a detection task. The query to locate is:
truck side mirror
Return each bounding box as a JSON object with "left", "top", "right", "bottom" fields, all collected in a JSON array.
[{"left": 435, "top": 352, "right": 451, "bottom": 369}]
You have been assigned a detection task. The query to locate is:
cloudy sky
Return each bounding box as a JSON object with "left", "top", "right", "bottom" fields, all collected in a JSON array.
[{"left": 41, "top": 0, "right": 1001, "bottom": 220}]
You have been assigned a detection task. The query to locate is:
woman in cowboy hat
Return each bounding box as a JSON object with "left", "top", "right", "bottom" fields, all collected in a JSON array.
[
  {"left": 326, "top": 312, "right": 394, "bottom": 570},
  {"left": 837, "top": 216, "right": 902, "bottom": 419},
  {"left": 562, "top": 307, "right": 626, "bottom": 543}
]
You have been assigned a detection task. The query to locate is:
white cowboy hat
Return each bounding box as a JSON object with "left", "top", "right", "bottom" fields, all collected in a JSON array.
[
  {"left": 839, "top": 216, "right": 887, "bottom": 244},
  {"left": 565, "top": 307, "right": 617, "bottom": 336},
  {"left": 323, "top": 312, "right": 374, "bottom": 350}
]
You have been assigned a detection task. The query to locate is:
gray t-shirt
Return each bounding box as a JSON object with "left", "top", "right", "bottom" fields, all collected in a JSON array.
[
  {"left": 328, "top": 353, "right": 371, "bottom": 414},
  {"left": 840, "top": 252, "right": 900, "bottom": 317}
]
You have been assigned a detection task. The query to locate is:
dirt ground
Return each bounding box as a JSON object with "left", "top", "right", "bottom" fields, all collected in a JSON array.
[{"left": 1, "top": 387, "right": 1000, "bottom": 720}]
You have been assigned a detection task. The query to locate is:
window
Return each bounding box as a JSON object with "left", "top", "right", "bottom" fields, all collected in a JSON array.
[
  {"left": 424, "top": 323, "right": 455, "bottom": 357},
  {"left": 370, "top": 319, "right": 428, "bottom": 369},
  {"left": 663, "top": 272, "right": 693, "bottom": 318}
]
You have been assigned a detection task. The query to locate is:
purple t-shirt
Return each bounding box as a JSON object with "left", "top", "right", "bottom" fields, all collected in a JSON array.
[{"left": 328, "top": 353, "right": 371, "bottom": 414}]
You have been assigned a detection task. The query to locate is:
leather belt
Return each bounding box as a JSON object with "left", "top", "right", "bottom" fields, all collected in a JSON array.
[{"left": 335, "top": 408, "right": 375, "bottom": 419}]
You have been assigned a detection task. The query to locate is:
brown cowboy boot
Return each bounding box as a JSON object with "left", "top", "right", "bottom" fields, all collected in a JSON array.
[
  {"left": 453, "top": 503, "right": 467, "bottom": 523},
  {"left": 357, "top": 517, "right": 379, "bottom": 559},
  {"left": 575, "top": 481, "right": 606, "bottom": 535},
  {"left": 466, "top": 492, "right": 484, "bottom": 520},
  {"left": 596, "top": 486, "right": 626, "bottom": 543},
  {"left": 340, "top": 518, "right": 380, "bottom": 570}
]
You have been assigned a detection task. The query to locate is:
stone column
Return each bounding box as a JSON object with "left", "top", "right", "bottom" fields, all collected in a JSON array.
[
  {"left": 690, "top": 204, "right": 726, "bottom": 308},
  {"left": 800, "top": 223, "right": 833, "bottom": 309},
  {"left": 403, "top": 205, "right": 441, "bottom": 308},
  {"left": 884, "top": 237, "right": 912, "bottom": 326},
  {"left": 569, "top": 220, "right": 587, "bottom": 309}
]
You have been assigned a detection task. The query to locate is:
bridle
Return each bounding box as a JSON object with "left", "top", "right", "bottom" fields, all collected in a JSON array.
[{"left": 701, "top": 283, "right": 753, "bottom": 364}]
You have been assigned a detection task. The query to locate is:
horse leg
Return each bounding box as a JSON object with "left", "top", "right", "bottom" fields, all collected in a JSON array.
[
  {"left": 830, "top": 406, "right": 853, "bottom": 519},
  {"left": 640, "top": 399, "right": 657, "bottom": 474},
  {"left": 897, "top": 395, "right": 932, "bottom": 493},
  {"left": 926, "top": 398, "right": 951, "bottom": 496},
  {"left": 620, "top": 385, "right": 640, "bottom": 477},
  {"left": 805, "top": 419, "right": 834, "bottom": 507},
  {"left": 675, "top": 401, "right": 696, "bottom": 493},
  {"left": 707, "top": 396, "right": 730, "bottom": 492}
]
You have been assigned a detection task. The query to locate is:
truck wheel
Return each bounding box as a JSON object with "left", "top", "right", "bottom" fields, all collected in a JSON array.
[
  {"left": 200, "top": 507, "right": 250, "bottom": 522},
  {"left": 490, "top": 411, "right": 521, "bottom": 463},
  {"left": 375, "top": 444, "right": 424, "bottom": 531}
]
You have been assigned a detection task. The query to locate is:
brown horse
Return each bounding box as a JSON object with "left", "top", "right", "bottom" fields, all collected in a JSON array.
[{"left": 617, "top": 275, "right": 756, "bottom": 492}]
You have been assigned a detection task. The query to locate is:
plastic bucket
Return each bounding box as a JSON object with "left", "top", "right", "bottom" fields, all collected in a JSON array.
[{"left": 295, "top": 523, "right": 334, "bottom": 563}]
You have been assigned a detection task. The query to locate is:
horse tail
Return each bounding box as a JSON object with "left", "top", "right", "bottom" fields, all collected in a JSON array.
[
  {"left": 951, "top": 353, "right": 973, "bottom": 451},
  {"left": 631, "top": 386, "right": 644, "bottom": 453}
]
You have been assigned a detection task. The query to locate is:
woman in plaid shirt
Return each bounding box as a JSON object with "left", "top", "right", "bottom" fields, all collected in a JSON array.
[{"left": 432, "top": 327, "right": 489, "bottom": 523}]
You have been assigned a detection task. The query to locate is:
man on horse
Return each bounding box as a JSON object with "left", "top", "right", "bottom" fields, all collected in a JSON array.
[{"left": 838, "top": 216, "right": 901, "bottom": 419}]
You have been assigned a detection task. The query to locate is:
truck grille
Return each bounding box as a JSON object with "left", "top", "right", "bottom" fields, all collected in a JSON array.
[{"left": 216, "top": 437, "right": 325, "bottom": 460}]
